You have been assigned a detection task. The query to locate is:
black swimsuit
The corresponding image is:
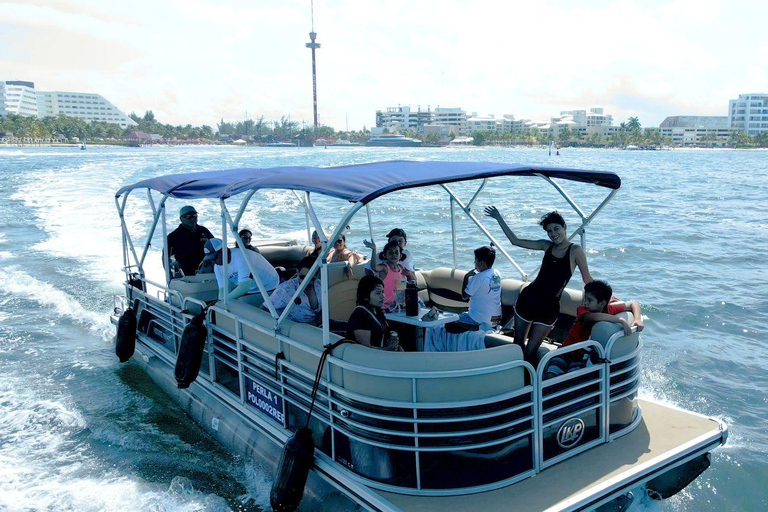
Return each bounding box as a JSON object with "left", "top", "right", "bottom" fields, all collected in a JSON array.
[{"left": 515, "top": 244, "right": 574, "bottom": 326}]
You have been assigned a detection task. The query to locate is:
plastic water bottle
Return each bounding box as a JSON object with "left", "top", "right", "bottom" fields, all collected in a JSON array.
[
  {"left": 388, "top": 331, "right": 399, "bottom": 350},
  {"left": 395, "top": 275, "right": 407, "bottom": 308}
]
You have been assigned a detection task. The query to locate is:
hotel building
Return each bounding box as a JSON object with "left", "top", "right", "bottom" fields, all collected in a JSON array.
[
  {"left": 1, "top": 81, "right": 39, "bottom": 117},
  {"left": 550, "top": 107, "right": 619, "bottom": 138},
  {"left": 0, "top": 80, "right": 137, "bottom": 128},
  {"left": 376, "top": 105, "right": 467, "bottom": 135},
  {"left": 728, "top": 93, "right": 768, "bottom": 135},
  {"left": 659, "top": 116, "right": 733, "bottom": 146}
]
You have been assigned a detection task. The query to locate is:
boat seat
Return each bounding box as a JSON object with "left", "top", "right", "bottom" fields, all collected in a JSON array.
[
  {"left": 258, "top": 244, "right": 313, "bottom": 270},
  {"left": 169, "top": 273, "right": 219, "bottom": 313},
  {"left": 590, "top": 311, "right": 640, "bottom": 359},
  {"left": 558, "top": 287, "right": 582, "bottom": 318},
  {"left": 419, "top": 267, "right": 470, "bottom": 311},
  {"left": 286, "top": 322, "right": 343, "bottom": 378},
  {"left": 211, "top": 298, "right": 286, "bottom": 355},
  {"left": 326, "top": 261, "right": 369, "bottom": 322},
  {"left": 329, "top": 343, "right": 525, "bottom": 403}
]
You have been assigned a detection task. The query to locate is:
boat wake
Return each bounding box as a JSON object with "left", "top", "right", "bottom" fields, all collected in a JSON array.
[{"left": 0, "top": 266, "right": 113, "bottom": 340}]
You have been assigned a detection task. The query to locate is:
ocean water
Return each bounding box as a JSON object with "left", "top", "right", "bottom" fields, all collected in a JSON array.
[{"left": 0, "top": 145, "right": 766, "bottom": 511}]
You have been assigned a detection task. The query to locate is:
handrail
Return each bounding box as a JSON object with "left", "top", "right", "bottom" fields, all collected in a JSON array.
[{"left": 125, "top": 276, "right": 643, "bottom": 495}]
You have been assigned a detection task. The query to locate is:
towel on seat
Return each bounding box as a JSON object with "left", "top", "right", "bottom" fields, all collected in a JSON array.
[{"left": 424, "top": 325, "right": 489, "bottom": 352}]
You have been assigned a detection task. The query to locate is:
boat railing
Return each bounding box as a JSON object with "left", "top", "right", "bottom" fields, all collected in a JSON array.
[
  {"left": 207, "top": 302, "right": 539, "bottom": 495},
  {"left": 124, "top": 279, "right": 643, "bottom": 495},
  {"left": 536, "top": 341, "right": 609, "bottom": 469}
]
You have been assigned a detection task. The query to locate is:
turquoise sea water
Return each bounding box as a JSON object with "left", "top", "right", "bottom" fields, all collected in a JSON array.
[{"left": 0, "top": 145, "right": 766, "bottom": 511}]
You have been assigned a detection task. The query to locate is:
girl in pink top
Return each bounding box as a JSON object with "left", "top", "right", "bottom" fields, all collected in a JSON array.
[{"left": 363, "top": 239, "right": 416, "bottom": 310}]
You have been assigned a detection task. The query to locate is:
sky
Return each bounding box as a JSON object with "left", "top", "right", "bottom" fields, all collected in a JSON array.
[{"left": 2, "top": 0, "right": 767, "bottom": 131}]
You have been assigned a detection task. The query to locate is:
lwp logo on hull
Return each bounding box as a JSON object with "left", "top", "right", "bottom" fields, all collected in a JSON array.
[{"left": 557, "top": 417, "right": 585, "bottom": 449}]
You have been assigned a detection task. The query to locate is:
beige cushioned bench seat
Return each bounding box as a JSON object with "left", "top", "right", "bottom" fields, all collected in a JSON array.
[
  {"left": 329, "top": 343, "right": 525, "bottom": 403},
  {"left": 258, "top": 244, "right": 313, "bottom": 268},
  {"left": 212, "top": 298, "right": 342, "bottom": 377},
  {"left": 590, "top": 311, "right": 640, "bottom": 359}
]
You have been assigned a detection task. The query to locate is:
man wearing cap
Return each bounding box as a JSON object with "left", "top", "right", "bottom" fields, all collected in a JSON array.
[{"left": 166, "top": 205, "right": 214, "bottom": 277}]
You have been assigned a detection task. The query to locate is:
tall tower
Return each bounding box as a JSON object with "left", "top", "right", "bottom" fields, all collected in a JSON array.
[{"left": 305, "top": 1, "right": 321, "bottom": 134}]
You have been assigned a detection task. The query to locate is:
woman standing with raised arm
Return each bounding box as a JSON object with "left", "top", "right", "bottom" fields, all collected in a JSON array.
[{"left": 484, "top": 206, "right": 593, "bottom": 364}]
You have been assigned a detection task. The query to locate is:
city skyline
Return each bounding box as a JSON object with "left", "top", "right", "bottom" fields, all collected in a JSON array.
[{"left": 2, "top": 0, "right": 766, "bottom": 131}]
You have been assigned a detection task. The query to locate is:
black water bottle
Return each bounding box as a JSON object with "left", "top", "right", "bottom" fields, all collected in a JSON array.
[{"left": 405, "top": 280, "right": 419, "bottom": 316}]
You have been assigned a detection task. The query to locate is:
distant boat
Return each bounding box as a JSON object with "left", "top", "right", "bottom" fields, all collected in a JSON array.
[
  {"left": 365, "top": 134, "right": 422, "bottom": 147},
  {"left": 267, "top": 141, "right": 297, "bottom": 148},
  {"left": 624, "top": 144, "right": 639, "bottom": 150},
  {"left": 328, "top": 139, "right": 359, "bottom": 147},
  {"left": 314, "top": 138, "right": 360, "bottom": 148}
]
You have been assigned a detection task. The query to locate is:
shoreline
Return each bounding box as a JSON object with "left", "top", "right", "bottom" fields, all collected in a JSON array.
[{"left": 2, "top": 142, "right": 766, "bottom": 151}]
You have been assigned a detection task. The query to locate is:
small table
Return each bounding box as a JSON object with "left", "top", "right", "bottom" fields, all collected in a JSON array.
[{"left": 385, "top": 308, "right": 459, "bottom": 351}]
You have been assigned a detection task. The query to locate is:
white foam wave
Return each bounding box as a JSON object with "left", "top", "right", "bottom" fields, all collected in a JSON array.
[{"left": 0, "top": 266, "right": 113, "bottom": 340}]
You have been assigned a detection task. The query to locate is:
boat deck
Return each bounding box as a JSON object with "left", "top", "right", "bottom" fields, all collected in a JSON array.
[{"left": 375, "top": 400, "right": 726, "bottom": 512}]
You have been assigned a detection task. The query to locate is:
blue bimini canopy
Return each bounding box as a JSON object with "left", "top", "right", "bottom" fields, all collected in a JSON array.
[{"left": 115, "top": 160, "right": 621, "bottom": 204}]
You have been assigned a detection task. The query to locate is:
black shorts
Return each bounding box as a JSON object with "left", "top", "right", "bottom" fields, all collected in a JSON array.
[{"left": 514, "top": 285, "right": 560, "bottom": 327}]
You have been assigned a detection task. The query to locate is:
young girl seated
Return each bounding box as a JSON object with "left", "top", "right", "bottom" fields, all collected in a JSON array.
[{"left": 363, "top": 239, "right": 416, "bottom": 311}]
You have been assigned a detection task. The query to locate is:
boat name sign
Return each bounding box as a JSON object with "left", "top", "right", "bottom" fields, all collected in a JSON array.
[
  {"left": 557, "top": 417, "right": 585, "bottom": 449},
  {"left": 244, "top": 376, "right": 285, "bottom": 425}
]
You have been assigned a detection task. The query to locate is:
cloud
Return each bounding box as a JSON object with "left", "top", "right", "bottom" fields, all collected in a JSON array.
[{"left": 1, "top": 0, "right": 763, "bottom": 130}]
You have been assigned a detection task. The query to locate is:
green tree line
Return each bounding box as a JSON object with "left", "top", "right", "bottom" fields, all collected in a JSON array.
[
  {"left": 3, "top": 111, "right": 767, "bottom": 148},
  {"left": 0, "top": 110, "right": 361, "bottom": 143}
]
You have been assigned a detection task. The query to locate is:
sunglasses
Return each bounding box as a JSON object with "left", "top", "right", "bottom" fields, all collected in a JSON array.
[{"left": 182, "top": 213, "right": 197, "bottom": 218}]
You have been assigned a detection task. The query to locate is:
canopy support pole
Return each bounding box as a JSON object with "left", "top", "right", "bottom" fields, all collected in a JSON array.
[
  {"left": 234, "top": 190, "right": 258, "bottom": 230},
  {"left": 139, "top": 195, "right": 167, "bottom": 277},
  {"left": 450, "top": 197, "right": 457, "bottom": 270},
  {"left": 540, "top": 175, "right": 619, "bottom": 250},
  {"left": 277, "top": 198, "right": 364, "bottom": 344},
  {"left": 221, "top": 199, "right": 280, "bottom": 318},
  {"left": 115, "top": 192, "right": 145, "bottom": 280},
  {"left": 441, "top": 184, "right": 527, "bottom": 280}
]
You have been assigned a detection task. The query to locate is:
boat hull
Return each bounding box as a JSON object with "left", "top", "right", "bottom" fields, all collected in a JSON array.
[
  {"left": 130, "top": 342, "right": 369, "bottom": 510},
  {"left": 124, "top": 331, "right": 725, "bottom": 512}
]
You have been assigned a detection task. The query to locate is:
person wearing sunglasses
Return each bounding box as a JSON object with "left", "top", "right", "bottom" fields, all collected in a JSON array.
[
  {"left": 326, "top": 233, "right": 362, "bottom": 278},
  {"left": 166, "top": 205, "right": 214, "bottom": 277},
  {"left": 264, "top": 257, "right": 322, "bottom": 324}
]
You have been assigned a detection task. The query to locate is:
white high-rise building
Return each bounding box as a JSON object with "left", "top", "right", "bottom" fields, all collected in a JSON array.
[
  {"left": 0, "top": 80, "right": 137, "bottom": 128},
  {"left": 659, "top": 116, "right": 733, "bottom": 146},
  {"left": 2, "top": 81, "right": 39, "bottom": 116},
  {"left": 466, "top": 113, "right": 498, "bottom": 133},
  {"left": 728, "top": 93, "right": 768, "bottom": 135},
  {"left": 376, "top": 105, "right": 467, "bottom": 134},
  {"left": 0, "top": 82, "right": 6, "bottom": 117},
  {"left": 35, "top": 90, "right": 137, "bottom": 128},
  {"left": 431, "top": 107, "right": 467, "bottom": 135}
]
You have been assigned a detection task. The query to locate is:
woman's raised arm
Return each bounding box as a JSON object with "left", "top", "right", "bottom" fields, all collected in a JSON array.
[{"left": 484, "top": 206, "right": 549, "bottom": 251}]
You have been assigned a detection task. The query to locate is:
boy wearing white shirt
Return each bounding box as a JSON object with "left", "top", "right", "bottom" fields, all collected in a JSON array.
[{"left": 457, "top": 246, "right": 502, "bottom": 331}]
